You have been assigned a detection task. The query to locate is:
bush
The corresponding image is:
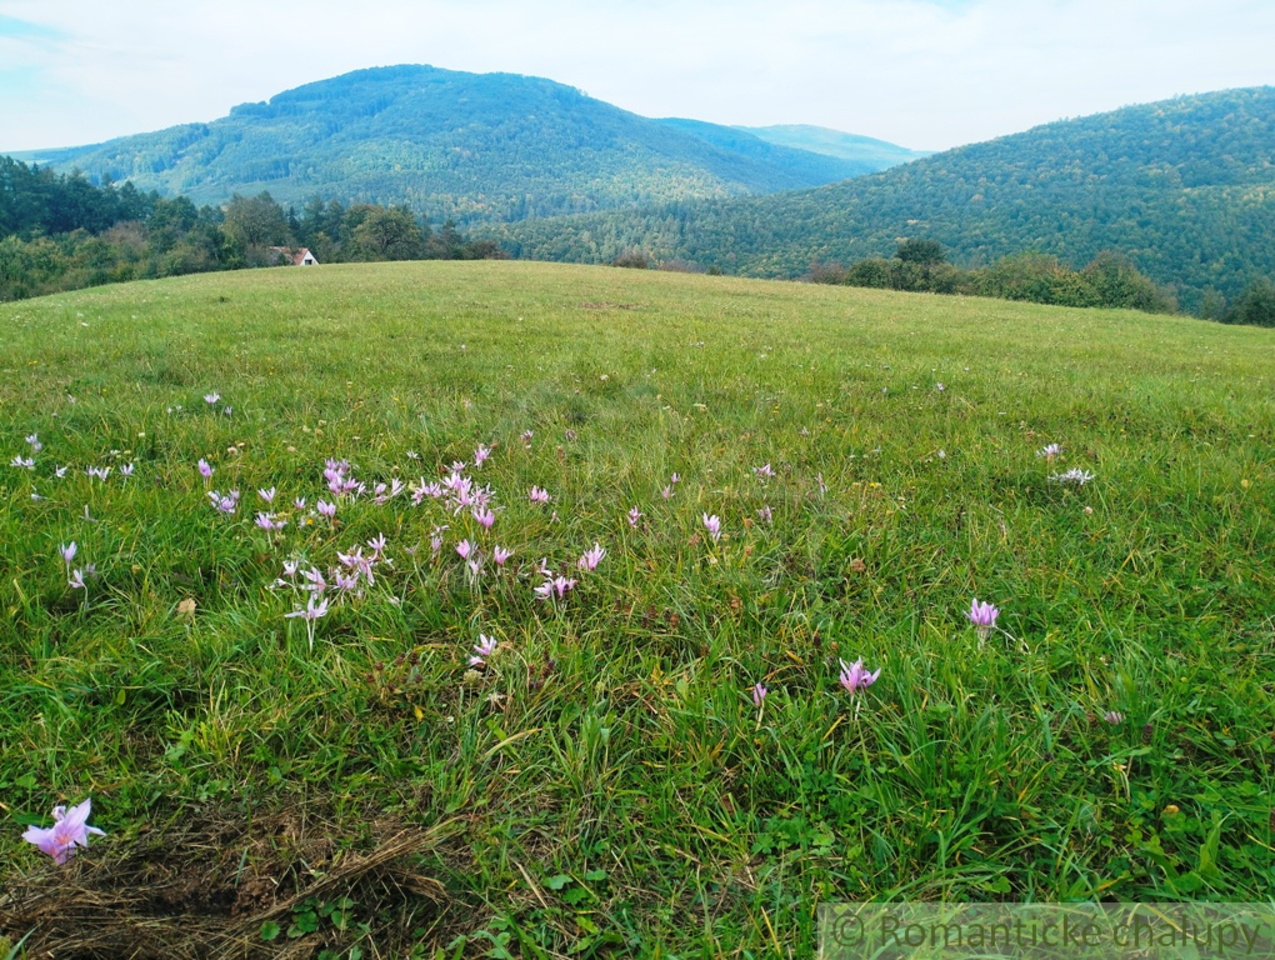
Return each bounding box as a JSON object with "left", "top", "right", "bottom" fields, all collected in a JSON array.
[
  {"left": 1225, "top": 278, "right": 1275, "bottom": 327},
  {"left": 611, "top": 249, "right": 650, "bottom": 269}
]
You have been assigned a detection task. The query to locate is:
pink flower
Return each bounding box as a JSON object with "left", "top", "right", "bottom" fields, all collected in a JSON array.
[
  {"left": 474, "top": 444, "right": 492, "bottom": 467},
  {"left": 1104, "top": 711, "right": 1125, "bottom": 725},
  {"left": 757, "top": 505, "right": 772, "bottom": 525},
  {"left": 578, "top": 542, "right": 606, "bottom": 572},
  {"left": 753, "top": 463, "right": 774, "bottom": 479},
  {"left": 627, "top": 506, "right": 642, "bottom": 528},
  {"left": 198, "top": 458, "right": 213, "bottom": 479},
  {"left": 255, "top": 512, "right": 286, "bottom": 531},
  {"left": 23, "top": 797, "right": 105, "bottom": 865},
  {"left": 456, "top": 539, "right": 475, "bottom": 561},
  {"left": 258, "top": 487, "right": 276, "bottom": 504},
  {"left": 839, "top": 658, "right": 880, "bottom": 696},
  {"left": 469, "top": 634, "right": 498, "bottom": 666},
  {"left": 534, "top": 575, "right": 577, "bottom": 600},
  {"left": 285, "top": 592, "right": 329, "bottom": 621},
  {"left": 59, "top": 542, "right": 77, "bottom": 565},
  {"left": 968, "top": 598, "right": 999, "bottom": 640},
  {"left": 752, "top": 683, "right": 768, "bottom": 708},
  {"left": 1036, "top": 443, "right": 1062, "bottom": 461},
  {"left": 203, "top": 392, "right": 220, "bottom": 405},
  {"left": 316, "top": 499, "right": 336, "bottom": 519},
  {"left": 528, "top": 486, "right": 550, "bottom": 503},
  {"left": 661, "top": 485, "right": 674, "bottom": 500},
  {"left": 302, "top": 567, "right": 328, "bottom": 594},
  {"left": 702, "top": 513, "right": 721, "bottom": 542},
  {"left": 493, "top": 546, "right": 513, "bottom": 566},
  {"left": 473, "top": 506, "right": 496, "bottom": 529}
]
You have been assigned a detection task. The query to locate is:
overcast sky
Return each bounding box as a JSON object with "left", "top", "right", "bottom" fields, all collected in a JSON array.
[{"left": 2, "top": 0, "right": 1272, "bottom": 153}]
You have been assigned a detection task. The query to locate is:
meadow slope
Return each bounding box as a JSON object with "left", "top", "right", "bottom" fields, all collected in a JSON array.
[{"left": 1, "top": 262, "right": 1272, "bottom": 955}]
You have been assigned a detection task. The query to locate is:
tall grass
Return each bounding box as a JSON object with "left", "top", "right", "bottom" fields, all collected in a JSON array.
[{"left": 1, "top": 262, "right": 1272, "bottom": 955}]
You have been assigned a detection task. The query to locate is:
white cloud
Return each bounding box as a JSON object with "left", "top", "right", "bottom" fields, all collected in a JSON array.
[{"left": 1, "top": 0, "right": 1272, "bottom": 151}]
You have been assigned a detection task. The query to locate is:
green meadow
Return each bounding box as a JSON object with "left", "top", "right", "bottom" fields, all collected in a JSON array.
[{"left": 1, "top": 261, "right": 1272, "bottom": 956}]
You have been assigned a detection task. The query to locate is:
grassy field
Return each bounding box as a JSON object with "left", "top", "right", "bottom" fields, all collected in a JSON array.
[{"left": 1, "top": 261, "right": 1272, "bottom": 957}]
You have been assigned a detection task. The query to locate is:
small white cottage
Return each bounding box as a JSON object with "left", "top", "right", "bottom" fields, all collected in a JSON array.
[{"left": 269, "top": 247, "right": 319, "bottom": 266}]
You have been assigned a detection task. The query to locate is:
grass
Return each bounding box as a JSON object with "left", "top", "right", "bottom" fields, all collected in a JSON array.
[{"left": 1, "top": 260, "right": 1273, "bottom": 957}]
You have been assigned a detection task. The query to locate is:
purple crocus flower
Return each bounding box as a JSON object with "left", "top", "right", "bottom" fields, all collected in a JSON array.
[
  {"left": 316, "top": 499, "right": 336, "bottom": 519},
  {"left": 469, "top": 634, "right": 498, "bottom": 666},
  {"left": 752, "top": 683, "right": 768, "bottom": 708},
  {"left": 753, "top": 463, "right": 774, "bottom": 479},
  {"left": 534, "top": 575, "right": 577, "bottom": 600},
  {"left": 702, "top": 514, "right": 721, "bottom": 543},
  {"left": 255, "top": 512, "right": 286, "bottom": 531},
  {"left": 203, "top": 392, "right": 220, "bottom": 405},
  {"left": 627, "top": 506, "right": 643, "bottom": 528},
  {"left": 757, "top": 505, "right": 773, "bottom": 525},
  {"left": 968, "top": 598, "right": 999, "bottom": 641},
  {"left": 68, "top": 568, "right": 86, "bottom": 590},
  {"left": 839, "top": 658, "right": 881, "bottom": 696},
  {"left": 474, "top": 444, "right": 492, "bottom": 468},
  {"left": 59, "top": 542, "right": 77, "bottom": 565},
  {"left": 456, "top": 539, "right": 475, "bottom": 561},
  {"left": 1104, "top": 711, "right": 1125, "bottom": 725},
  {"left": 578, "top": 542, "right": 605, "bottom": 572},
  {"left": 198, "top": 458, "right": 213, "bottom": 479},
  {"left": 473, "top": 506, "right": 496, "bottom": 529},
  {"left": 258, "top": 487, "right": 276, "bottom": 504},
  {"left": 1036, "top": 443, "right": 1062, "bottom": 461},
  {"left": 23, "top": 797, "right": 105, "bottom": 864},
  {"left": 528, "top": 486, "right": 550, "bottom": 504},
  {"left": 285, "top": 592, "right": 329, "bottom": 621},
  {"left": 493, "top": 546, "right": 513, "bottom": 566}
]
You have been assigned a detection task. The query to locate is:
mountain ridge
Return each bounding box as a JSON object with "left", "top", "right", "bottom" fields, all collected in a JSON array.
[
  {"left": 8, "top": 64, "right": 920, "bottom": 226},
  {"left": 485, "top": 86, "right": 1275, "bottom": 310}
]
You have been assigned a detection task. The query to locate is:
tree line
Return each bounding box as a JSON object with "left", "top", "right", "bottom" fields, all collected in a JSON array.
[
  {"left": 802, "top": 240, "right": 1275, "bottom": 325},
  {"left": 0, "top": 157, "right": 504, "bottom": 302}
]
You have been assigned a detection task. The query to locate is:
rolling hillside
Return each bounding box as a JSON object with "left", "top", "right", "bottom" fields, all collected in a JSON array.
[
  {"left": 489, "top": 87, "right": 1275, "bottom": 310},
  {"left": 9, "top": 65, "right": 917, "bottom": 226}
]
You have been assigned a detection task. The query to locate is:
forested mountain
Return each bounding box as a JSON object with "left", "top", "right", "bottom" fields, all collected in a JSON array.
[
  {"left": 10, "top": 65, "right": 916, "bottom": 226},
  {"left": 736, "top": 124, "right": 931, "bottom": 170},
  {"left": 487, "top": 87, "right": 1275, "bottom": 312}
]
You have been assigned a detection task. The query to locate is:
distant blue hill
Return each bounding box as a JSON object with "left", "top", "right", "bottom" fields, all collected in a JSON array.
[
  {"left": 8, "top": 65, "right": 920, "bottom": 226},
  {"left": 735, "top": 124, "right": 932, "bottom": 169}
]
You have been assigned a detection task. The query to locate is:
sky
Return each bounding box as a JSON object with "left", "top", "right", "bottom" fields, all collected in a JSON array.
[{"left": 1, "top": 0, "right": 1273, "bottom": 153}]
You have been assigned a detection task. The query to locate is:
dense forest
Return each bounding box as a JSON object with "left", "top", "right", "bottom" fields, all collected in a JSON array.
[
  {"left": 0, "top": 157, "right": 503, "bottom": 302},
  {"left": 486, "top": 87, "right": 1275, "bottom": 316},
  {"left": 15, "top": 66, "right": 912, "bottom": 225}
]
